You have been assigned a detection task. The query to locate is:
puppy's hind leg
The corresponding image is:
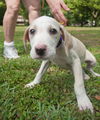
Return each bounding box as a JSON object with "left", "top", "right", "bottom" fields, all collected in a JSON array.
[
  {"left": 85, "top": 50, "right": 100, "bottom": 77},
  {"left": 82, "top": 69, "right": 90, "bottom": 80}
]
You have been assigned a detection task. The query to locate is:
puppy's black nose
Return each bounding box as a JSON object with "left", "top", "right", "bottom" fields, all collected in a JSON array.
[{"left": 35, "top": 48, "right": 46, "bottom": 56}]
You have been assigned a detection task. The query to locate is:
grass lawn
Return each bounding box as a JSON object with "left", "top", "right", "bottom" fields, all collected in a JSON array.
[{"left": 0, "top": 26, "right": 100, "bottom": 120}]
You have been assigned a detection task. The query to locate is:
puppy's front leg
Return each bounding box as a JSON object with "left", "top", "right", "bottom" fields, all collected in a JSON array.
[
  {"left": 72, "top": 56, "right": 93, "bottom": 113},
  {"left": 25, "top": 60, "right": 50, "bottom": 88}
]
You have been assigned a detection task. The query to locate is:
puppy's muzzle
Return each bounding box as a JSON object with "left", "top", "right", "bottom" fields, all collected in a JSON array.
[{"left": 35, "top": 44, "right": 47, "bottom": 56}]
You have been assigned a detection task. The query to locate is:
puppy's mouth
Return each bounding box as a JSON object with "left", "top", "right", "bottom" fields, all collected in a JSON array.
[
  {"left": 31, "top": 54, "right": 49, "bottom": 60},
  {"left": 35, "top": 55, "right": 48, "bottom": 60}
]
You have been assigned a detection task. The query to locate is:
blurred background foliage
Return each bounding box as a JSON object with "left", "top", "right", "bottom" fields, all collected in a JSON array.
[{"left": 0, "top": 0, "right": 100, "bottom": 26}]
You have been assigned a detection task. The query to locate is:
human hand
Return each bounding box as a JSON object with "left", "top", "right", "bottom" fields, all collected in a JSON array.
[{"left": 46, "top": 0, "right": 70, "bottom": 26}]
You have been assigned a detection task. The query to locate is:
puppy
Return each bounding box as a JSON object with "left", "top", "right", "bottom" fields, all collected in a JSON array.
[{"left": 23, "top": 16, "right": 100, "bottom": 113}]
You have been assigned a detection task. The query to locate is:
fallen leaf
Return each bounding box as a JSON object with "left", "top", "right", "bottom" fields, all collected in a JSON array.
[{"left": 95, "top": 95, "right": 100, "bottom": 100}]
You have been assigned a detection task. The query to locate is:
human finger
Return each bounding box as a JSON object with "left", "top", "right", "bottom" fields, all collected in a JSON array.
[
  {"left": 60, "top": 0, "right": 70, "bottom": 11},
  {"left": 57, "top": 9, "right": 67, "bottom": 25}
]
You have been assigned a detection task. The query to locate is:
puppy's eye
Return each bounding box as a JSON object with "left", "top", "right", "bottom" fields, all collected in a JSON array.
[
  {"left": 30, "top": 29, "right": 36, "bottom": 34},
  {"left": 49, "top": 28, "right": 57, "bottom": 35}
]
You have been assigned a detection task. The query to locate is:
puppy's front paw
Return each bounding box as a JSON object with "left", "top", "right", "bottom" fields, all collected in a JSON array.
[
  {"left": 77, "top": 95, "right": 93, "bottom": 113},
  {"left": 25, "top": 82, "right": 36, "bottom": 88}
]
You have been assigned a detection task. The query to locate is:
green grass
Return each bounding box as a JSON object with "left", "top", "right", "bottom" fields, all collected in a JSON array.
[{"left": 0, "top": 26, "right": 100, "bottom": 120}]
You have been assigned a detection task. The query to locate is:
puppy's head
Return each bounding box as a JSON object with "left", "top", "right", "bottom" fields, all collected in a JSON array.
[{"left": 23, "top": 16, "right": 66, "bottom": 60}]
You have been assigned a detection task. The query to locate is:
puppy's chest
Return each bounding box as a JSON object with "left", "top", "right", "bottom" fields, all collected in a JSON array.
[{"left": 51, "top": 49, "right": 72, "bottom": 69}]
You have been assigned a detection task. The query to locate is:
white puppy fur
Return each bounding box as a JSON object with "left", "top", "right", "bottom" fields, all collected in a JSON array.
[{"left": 23, "top": 16, "right": 100, "bottom": 113}]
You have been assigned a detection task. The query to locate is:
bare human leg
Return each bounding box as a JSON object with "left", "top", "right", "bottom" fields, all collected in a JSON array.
[
  {"left": 3, "top": 0, "right": 20, "bottom": 58},
  {"left": 22, "top": 0, "right": 40, "bottom": 24}
]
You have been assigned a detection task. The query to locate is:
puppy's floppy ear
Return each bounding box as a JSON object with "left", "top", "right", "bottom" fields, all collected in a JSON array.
[
  {"left": 60, "top": 25, "right": 65, "bottom": 41},
  {"left": 23, "top": 27, "right": 30, "bottom": 52},
  {"left": 60, "top": 25, "right": 73, "bottom": 55}
]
